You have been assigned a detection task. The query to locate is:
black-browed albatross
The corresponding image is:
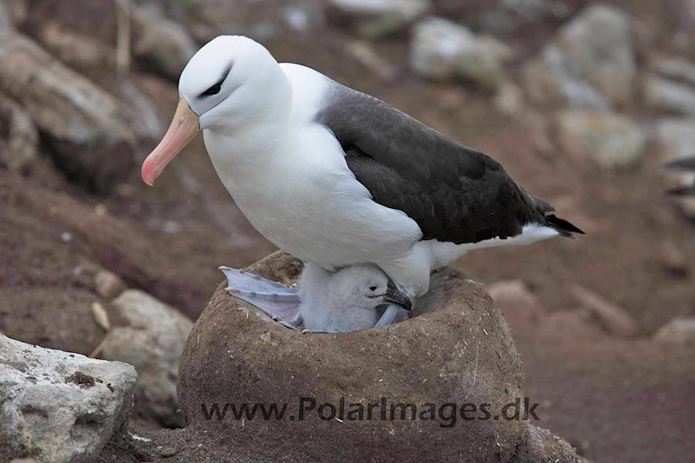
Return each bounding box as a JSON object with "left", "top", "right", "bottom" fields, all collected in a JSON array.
[{"left": 142, "top": 35, "right": 583, "bottom": 302}]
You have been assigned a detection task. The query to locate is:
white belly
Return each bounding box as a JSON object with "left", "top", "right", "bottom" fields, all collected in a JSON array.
[{"left": 203, "top": 125, "right": 422, "bottom": 270}]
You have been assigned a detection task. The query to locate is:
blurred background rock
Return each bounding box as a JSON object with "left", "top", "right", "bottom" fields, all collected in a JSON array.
[{"left": 0, "top": 1, "right": 694, "bottom": 462}]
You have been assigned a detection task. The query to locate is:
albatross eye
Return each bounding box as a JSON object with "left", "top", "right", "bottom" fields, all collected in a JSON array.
[{"left": 200, "top": 82, "right": 222, "bottom": 97}]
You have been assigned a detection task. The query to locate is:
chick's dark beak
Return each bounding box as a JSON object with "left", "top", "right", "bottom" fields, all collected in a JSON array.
[{"left": 384, "top": 283, "right": 413, "bottom": 311}]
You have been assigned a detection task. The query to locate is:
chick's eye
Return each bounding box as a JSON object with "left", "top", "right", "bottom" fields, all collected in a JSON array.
[
  {"left": 369, "top": 286, "right": 377, "bottom": 292},
  {"left": 200, "top": 82, "right": 221, "bottom": 97}
]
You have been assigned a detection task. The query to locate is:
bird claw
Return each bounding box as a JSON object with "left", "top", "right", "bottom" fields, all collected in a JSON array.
[
  {"left": 301, "top": 328, "right": 341, "bottom": 334},
  {"left": 278, "top": 320, "right": 300, "bottom": 330},
  {"left": 374, "top": 304, "right": 403, "bottom": 328}
]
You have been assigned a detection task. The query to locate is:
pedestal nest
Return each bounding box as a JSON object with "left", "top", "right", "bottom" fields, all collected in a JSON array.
[{"left": 178, "top": 252, "right": 527, "bottom": 462}]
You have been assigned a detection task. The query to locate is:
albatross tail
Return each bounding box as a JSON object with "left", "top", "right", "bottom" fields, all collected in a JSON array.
[{"left": 545, "top": 214, "right": 585, "bottom": 238}]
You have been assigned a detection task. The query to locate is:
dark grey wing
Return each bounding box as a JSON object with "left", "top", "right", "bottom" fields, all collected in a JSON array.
[{"left": 316, "top": 82, "right": 583, "bottom": 244}]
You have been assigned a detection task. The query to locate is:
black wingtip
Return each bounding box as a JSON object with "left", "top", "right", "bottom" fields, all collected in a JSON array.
[
  {"left": 664, "top": 157, "right": 695, "bottom": 172},
  {"left": 546, "top": 214, "right": 585, "bottom": 237}
]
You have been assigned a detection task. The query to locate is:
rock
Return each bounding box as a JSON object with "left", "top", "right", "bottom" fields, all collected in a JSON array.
[
  {"left": 0, "top": 0, "right": 27, "bottom": 28},
  {"left": 179, "top": 252, "right": 527, "bottom": 462},
  {"left": 488, "top": 280, "right": 545, "bottom": 337},
  {"left": 281, "top": 4, "right": 326, "bottom": 32},
  {"left": 571, "top": 285, "right": 639, "bottom": 337},
  {"left": 523, "top": 4, "right": 636, "bottom": 110},
  {"left": 102, "top": 290, "right": 193, "bottom": 427},
  {"left": 132, "top": 6, "right": 197, "bottom": 81},
  {"left": 35, "top": 20, "right": 116, "bottom": 71},
  {"left": 643, "top": 75, "right": 695, "bottom": 117},
  {"left": 535, "top": 310, "right": 605, "bottom": 344},
  {"left": 0, "top": 95, "right": 38, "bottom": 172},
  {"left": 0, "top": 335, "right": 137, "bottom": 463},
  {"left": 556, "top": 111, "right": 646, "bottom": 169},
  {"left": 656, "top": 118, "right": 695, "bottom": 161},
  {"left": 493, "top": 80, "right": 525, "bottom": 115},
  {"left": 0, "top": 0, "right": 12, "bottom": 30},
  {"left": 410, "top": 17, "right": 511, "bottom": 90},
  {"left": 94, "top": 270, "right": 127, "bottom": 301},
  {"left": 653, "top": 317, "right": 695, "bottom": 346},
  {"left": 0, "top": 29, "right": 138, "bottom": 193},
  {"left": 344, "top": 39, "right": 398, "bottom": 82},
  {"left": 652, "top": 56, "right": 695, "bottom": 88},
  {"left": 481, "top": 0, "right": 572, "bottom": 36},
  {"left": 329, "top": 0, "right": 430, "bottom": 38},
  {"left": 523, "top": 47, "right": 610, "bottom": 110}
]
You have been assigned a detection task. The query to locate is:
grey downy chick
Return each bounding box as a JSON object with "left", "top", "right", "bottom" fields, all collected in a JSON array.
[
  {"left": 295, "top": 263, "right": 411, "bottom": 332},
  {"left": 220, "top": 263, "right": 411, "bottom": 333}
]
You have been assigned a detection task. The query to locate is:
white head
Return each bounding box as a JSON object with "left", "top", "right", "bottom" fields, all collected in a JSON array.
[
  {"left": 298, "top": 263, "right": 412, "bottom": 332},
  {"left": 141, "top": 36, "right": 291, "bottom": 185},
  {"left": 329, "top": 265, "right": 412, "bottom": 312}
]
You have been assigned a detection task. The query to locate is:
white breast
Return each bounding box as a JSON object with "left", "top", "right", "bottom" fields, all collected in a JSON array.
[{"left": 202, "top": 64, "right": 422, "bottom": 270}]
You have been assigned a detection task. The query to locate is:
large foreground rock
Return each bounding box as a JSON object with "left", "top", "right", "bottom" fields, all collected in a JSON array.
[
  {"left": 0, "top": 335, "right": 137, "bottom": 462},
  {"left": 178, "top": 252, "right": 584, "bottom": 462},
  {"left": 0, "top": 29, "right": 138, "bottom": 193}
]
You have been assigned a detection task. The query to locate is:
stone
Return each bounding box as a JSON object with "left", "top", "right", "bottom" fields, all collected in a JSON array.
[
  {"left": 522, "top": 4, "right": 636, "bottom": 109},
  {"left": 522, "top": 46, "right": 610, "bottom": 111},
  {"left": 35, "top": 20, "right": 116, "bottom": 71},
  {"left": 487, "top": 280, "right": 545, "bottom": 337},
  {"left": 656, "top": 118, "right": 695, "bottom": 161},
  {"left": 652, "top": 56, "right": 695, "bottom": 88},
  {"left": 0, "top": 95, "right": 38, "bottom": 172},
  {"left": 0, "top": 0, "right": 27, "bottom": 28},
  {"left": 102, "top": 290, "right": 193, "bottom": 427},
  {"left": 94, "top": 270, "right": 127, "bottom": 301},
  {"left": 535, "top": 310, "right": 605, "bottom": 344},
  {"left": 571, "top": 285, "right": 639, "bottom": 337},
  {"left": 493, "top": 80, "right": 525, "bottom": 115},
  {"left": 410, "top": 17, "right": 511, "bottom": 90},
  {"left": 0, "top": 0, "right": 12, "bottom": 30},
  {"left": 329, "top": 0, "right": 430, "bottom": 38},
  {"left": 179, "top": 252, "right": 526, "bottom": 462},
  {"left": 344, "top": 39, "right": 397, "bottom": 82},
  {"left": 0, "top": 335, "right": 137, "bottom": 463},
  {"left": 0, "top": 29, "right": 138, "bottom": 193},
  {"left": 653, "top": 317, "right": 695, "bottom": 346},
  {"left": 132, "top": 6, "right": 197, "bottom": 81},
  {"left": 556, "top": 111, "right": 646, "bottom": 169},
  {"left": 643, "top": 75, "right": 695, "bottom": 117}
]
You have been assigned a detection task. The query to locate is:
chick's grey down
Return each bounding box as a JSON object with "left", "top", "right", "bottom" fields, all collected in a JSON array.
[{"left": 221, "top": 264, "right": 410, "bottom": 332}]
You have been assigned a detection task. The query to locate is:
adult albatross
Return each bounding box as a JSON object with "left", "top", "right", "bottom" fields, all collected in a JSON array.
[{"left": 142, "top": 35, "right": 583, "bottom": 299}]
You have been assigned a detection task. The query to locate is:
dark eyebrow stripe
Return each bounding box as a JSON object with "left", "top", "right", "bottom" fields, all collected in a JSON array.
[
  {"left": 218, "top": 63, "right": 232, "bottom": 84},
  {"left": 198, "top": 63, "right": 233, "bottom": 98}
]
